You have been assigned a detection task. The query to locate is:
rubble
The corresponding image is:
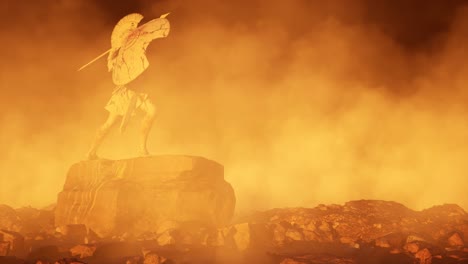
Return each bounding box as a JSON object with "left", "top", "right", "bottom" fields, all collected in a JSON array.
[{"left": 2, "top": 154, "right": 468, "bottom": 263}]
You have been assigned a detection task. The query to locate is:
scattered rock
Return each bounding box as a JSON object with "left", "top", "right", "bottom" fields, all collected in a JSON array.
[
  {"left": 285, "top": 229, "right": 303, "bottom": 242},
  {"left": 447, "top": 232, "right": 464, "bottom": 248},
  {"left": 125, "top": 256, "right": 142, "bottom": 264},
  {"left": 53, "top": 257, "right": 86, "bottom": 264},
  {"left": 58, "top": 225, "right": 87, "bottom": 244},
  {"left": 407, "top": 234, "right": 427, "bottom": 244},
  {"left": 374, "top": 232, "right": 405, "bottom": 250},
  {"left": 0, "top": 205, "right": 21, "bottom": 232},
  {"left": 157, "top": 231, "right": 175, "bottom": 246},
  {"left": 375, "top": 237, "right": 391, "bottom": 248},
  {"left": 27, "top": 245, "right": 69, "bottom": 262},
  {"left": 143, "top": 251, "right": 167, "bottom": 264},
  {"left": 422, "top": 204, "right": 466, "bottom": 218},
  {"left": 0, "top": 242, "right": 10, "bottom": 256},
  {"left": 2, "top": 198, "right": 468, "bottom": 264},
  {"left": 69, "top": 244, "right": 96, "bottom": 258},
  {"left": 0, "top": 230, "right": 24, "bottom": 256},
  {"left": 415, "top": 248, "right": 432, "bottom": 264},
  {"left": 340, "top": 237, "right": 359, "bottom": 248},
  {"left": 92, "top": 242, "right": 141, "bottom": 261},
  {"left": 404, "top": 242, "right": 420, "bottom": 254},
  {"left": 232, "top": 223, "right": 250, "bottom": 251},
  {"left": 16, "top": 207, "right": 55, "bottom": 236},
  {"left": 280, "top": 258, "right": 307, "bottom": 264}
]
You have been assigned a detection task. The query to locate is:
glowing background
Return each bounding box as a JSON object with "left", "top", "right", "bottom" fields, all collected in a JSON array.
[{"left": 1, "top": 0, "right": 468, "bottom": 214}]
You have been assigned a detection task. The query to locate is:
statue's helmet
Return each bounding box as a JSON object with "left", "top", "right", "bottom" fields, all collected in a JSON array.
[{"left": 111, "top": 13, "right": 144, "bottom": 49}]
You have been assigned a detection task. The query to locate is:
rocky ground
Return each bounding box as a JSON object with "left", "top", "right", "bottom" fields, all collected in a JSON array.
[
  {"left": 1, "top": 157, "right": 466, "bottom": 263},
  {"left": 0, "top": 200, "right": 467, "bottom": 264}
]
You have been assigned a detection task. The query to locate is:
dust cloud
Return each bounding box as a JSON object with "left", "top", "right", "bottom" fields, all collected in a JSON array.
[{"left": 1, "top": 0, "right": 468, "bottom": 215}]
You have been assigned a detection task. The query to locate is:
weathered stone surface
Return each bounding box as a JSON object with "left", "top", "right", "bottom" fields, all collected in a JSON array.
[
  {"left": 55, "top": 156, "right": 235, "bottom": 237},
  {"left": 0, "top": 205, "right": 21, "bottom": 232},
  {"left": 0, "top": 242, "right": 10, "bottom": 256},
  {"left": 0, "top": 230, "right": 24, "bottom": 256},
  {"left": 16, "top": 207, "right": 55, "bottom": 236}
]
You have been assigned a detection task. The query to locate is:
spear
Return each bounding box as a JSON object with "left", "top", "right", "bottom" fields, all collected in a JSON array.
[
  {"left": 77, "top": 13, "right": 170, "bottom": 72},
  {"left": 77, "top": 48, "right": 112, "bottom": 71}
]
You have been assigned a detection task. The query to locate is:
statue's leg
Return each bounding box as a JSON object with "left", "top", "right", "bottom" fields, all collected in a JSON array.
[
  {"left": 86, "top": 112, "right": 119, "bottom": 160},
  {"left": 139, "top": 101, "right": 156, "bottom": 156}
]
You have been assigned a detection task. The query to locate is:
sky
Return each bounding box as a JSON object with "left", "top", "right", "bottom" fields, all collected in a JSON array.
[{"left": 1, "top": 0, "right": 468, "bottom": 214}]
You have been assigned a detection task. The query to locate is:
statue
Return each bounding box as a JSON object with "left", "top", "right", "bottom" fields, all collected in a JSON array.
[{"left": 78, "top": 13, "right": 171, "bottom": 159}]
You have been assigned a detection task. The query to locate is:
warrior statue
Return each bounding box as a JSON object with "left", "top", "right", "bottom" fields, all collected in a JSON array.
[{"left": 78, "top": 13, "right": 170, "bottom": 159}]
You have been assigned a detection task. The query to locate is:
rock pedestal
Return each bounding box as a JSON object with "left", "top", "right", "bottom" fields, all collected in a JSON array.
[{"left": 54, "top": 156, "right": 235, "bottom": 237}]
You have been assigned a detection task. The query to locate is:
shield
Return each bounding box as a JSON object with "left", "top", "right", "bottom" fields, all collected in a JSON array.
[
  {"left": 111, "top": 13, "right": 144, "bottom": 49},
  {"left": 78, "top": 12, "right": 170, "bottom": 83},
  {"left": 110, "top": 14, "right": 170, "bottom": 86}
]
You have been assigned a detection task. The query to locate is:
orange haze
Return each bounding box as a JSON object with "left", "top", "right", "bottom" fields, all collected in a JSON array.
[{"left": 1, "top": 0, "right": 468, "bottom": 216}]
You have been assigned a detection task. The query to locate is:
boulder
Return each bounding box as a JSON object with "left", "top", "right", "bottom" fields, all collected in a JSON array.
[{"left": 54, "top": 156, "right": 235, "bottom": 237}]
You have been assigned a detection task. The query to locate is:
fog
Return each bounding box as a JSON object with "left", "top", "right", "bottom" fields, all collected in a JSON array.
[{"left": 1, "top": 0, "right": 468, "bottom": 215}]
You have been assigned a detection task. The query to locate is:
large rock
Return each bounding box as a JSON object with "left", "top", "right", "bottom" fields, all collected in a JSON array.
[{"left": 55, "top": 156, "right": 235, "bottom": 237}]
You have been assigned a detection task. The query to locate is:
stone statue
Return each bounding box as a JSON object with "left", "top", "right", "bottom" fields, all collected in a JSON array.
[{"left": 78, "top": 13, "right": 170, "bottom": 159}]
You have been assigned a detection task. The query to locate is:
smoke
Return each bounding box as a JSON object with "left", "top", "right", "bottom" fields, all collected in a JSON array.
[{"left": 1, "top": 0, "right": 468, "bottom": 215}]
